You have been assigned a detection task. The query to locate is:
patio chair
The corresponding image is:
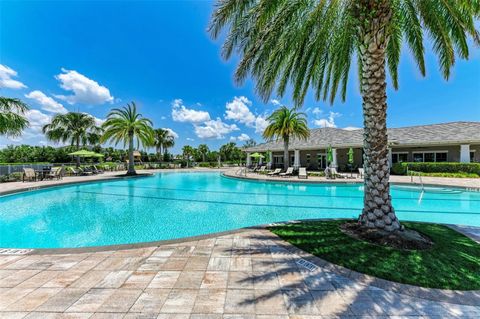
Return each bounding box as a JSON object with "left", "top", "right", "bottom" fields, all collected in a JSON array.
[
  {"left": 267, "top": 168, "right": 281, "bottom": 176},
  {"left": 280, "top": 167, "right": 294, "bottom": 177},
  {"left": 46, "top": 167, "right": 63, "bottom": 180},
  {"left": 92, "top": 165, "right": 104, "bottom": 174},
  {"left": 22, "top": 168, "right": 36, "bottom": 182},
  {"left": 78, "top": 167, "right": 94, "bottom": 176},
  {"left": 330, "top": 167, "right": 348, "bottom": 179},
  {"left": 298, "top": 167, "right": 308, "bottom": 179},
  {"left": 257, "top": 166, "right": 266, "bottom": 173}
]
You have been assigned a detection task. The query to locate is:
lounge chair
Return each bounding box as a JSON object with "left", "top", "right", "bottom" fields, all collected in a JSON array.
[
  {"left": 92, "top": 165, "right": 104, "bottom": 174},
  {"left": 78, "top": 167, "right": 94, "bottom": 175},
  {"left": 298, "top": 167, "right": 307, "bottom": 179},
  {"left": 280, "top": 167, "right": 294, "bottom": 177},
  {"left": 267, "top": 168, "right": 281, "bottom": 176},
  {"left": 330, "top": 167, "right": 348, "bottom": 179},
  {"left": 257, "top": 166, "right": 266, "bottom": 173},
  {"left": 22, "top": 168, "right": 36, "bottom": 182},
  {"left": 358, "top": 168, "right": 364, "bottom": 178}
]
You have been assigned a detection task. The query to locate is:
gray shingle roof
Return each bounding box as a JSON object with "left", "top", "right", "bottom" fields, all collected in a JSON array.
[{"left": 245, "top": 121, "right": 480, "bottom": 152}]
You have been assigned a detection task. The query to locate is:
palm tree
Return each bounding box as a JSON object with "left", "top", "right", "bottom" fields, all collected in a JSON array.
[
  {"left": 209, "top": 1, "right": 479, "bottom": 232},
  {"left": 102, "top": 102, "right": 154, "bottom": 175},
  {"left": 153, "top": 128, "right": 169, "bottom": 161},
  {"left": 42, "top": 112, "right": 102, "bottom": 167},
  {"left": 198, "top": 144, "right": 209, "bottom": 162},
  {"left": 263, "top": 106, "right": 309, "bottom": 170},
  {"left": 0, "top": 97, "right": 29, "bottom": 137},
  {"left": 163, "top": 136, "right": 175, "bottom": 160},
  {"left": 243, "top": 139, "right": 257, "bottom": 149},
  {"left": 182, "top": 145, "right": 194, "bottom": 167}
]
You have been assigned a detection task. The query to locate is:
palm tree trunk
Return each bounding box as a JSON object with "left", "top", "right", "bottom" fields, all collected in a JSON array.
[
  {"left": 357, "top": 4, "right": 401, "bottom": 232},
  {"left": 127, "top": 133, "right": 136, "bottom": 175},
  {"left": 75, "top": 138, "right": 80, "bottom": 168},
  {"left": 157, "top": 146, "right": 162, "bottom": 162},
  {"left": 283, "top": 140, "right": 289, "bottom": 170}
]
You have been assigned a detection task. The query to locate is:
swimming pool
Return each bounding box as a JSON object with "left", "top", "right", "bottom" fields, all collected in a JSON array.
[{"left": 1, "top": 172, "right": 479, "bottom": 248}]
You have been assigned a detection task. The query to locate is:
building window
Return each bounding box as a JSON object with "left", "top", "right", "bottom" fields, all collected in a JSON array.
[
  {"left": 306, "top": 154, "right": 311, "bottom": 165},
  {"left": 392, "top": 153, "right": 408, "bottom": 164},
  {"left": 471, "top": 151, "right": 476, "bottom": 162},
  {"left": 435, "top": 152, "right": 447, "bottom": 162},
  {"left": 317, "top": 153, "right": 326, "bottom": 169},
  {"left": 412, "top": 151, "right": 448, "bottom": 162}
]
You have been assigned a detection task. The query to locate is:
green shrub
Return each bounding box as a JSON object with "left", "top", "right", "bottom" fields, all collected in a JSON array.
[
  {"left": 391, "top": 162, "right": 480, "bottom": 175},
  {"left": 198, "top": 162, "right": 218, "bottom": 168}
]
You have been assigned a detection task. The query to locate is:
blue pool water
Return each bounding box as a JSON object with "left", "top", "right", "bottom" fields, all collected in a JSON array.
[{"left": 1, "top": 172, "right": 479, "bottom": 248}]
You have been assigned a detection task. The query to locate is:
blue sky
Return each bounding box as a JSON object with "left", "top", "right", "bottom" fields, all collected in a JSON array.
[{"left": 1, "top": 0, "right": 479, "bottom": 153}]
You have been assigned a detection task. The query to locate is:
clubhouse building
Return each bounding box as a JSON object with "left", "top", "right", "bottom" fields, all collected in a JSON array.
[{"left": 245, "top": 122, "right": 480, "bottom": 170}]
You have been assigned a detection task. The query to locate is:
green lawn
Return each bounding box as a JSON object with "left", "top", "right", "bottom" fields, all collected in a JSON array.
[{"left": 269, "top": 220, "right": 480, "bottom": 290}]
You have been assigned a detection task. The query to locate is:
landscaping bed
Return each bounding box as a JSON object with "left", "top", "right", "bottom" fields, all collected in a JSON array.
[{"left": 269, "top": 219, "right": 480, "bottom": 290}]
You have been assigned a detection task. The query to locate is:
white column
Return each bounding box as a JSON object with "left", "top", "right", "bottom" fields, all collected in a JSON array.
[
  {"left": 460, "top": 144, "right": 470, "bottom": 163},
  {"left": 259, "top": 156, "right": 263, "bottom": 165},
  {"left": 246, "top": 152, "right": 252, "bottom": 166},
  {"left": 268, "top": 151, "right": 273, "bottom": 166},
  {"left": 388, "top": 148, "right": 392, "bottom": 168},
  {"left": 332, "top": 148, "right": 338, "bottom": 168},
  {"left": 293, "top": 150, "right": 300, "bottom": 168}
]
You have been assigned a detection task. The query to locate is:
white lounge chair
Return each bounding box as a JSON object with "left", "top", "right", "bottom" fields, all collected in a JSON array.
[
  {"left": 280, "top": 167, "right": 294, "bottom": 177},
  {"left": 22, "top": 168, "right": 36, "bottom": 182},
  {"left": 257, "top": 166, "right": 266, "bottom": 173},
  {"left": 298, "top": 167, "right": 307, "bottom": 179},
  {"left": 267, "top": 168, "right": 281, "bottom": 176},
  {"left": 358, "top": 168, "right": 364, "bottom": 178},
  {"left": 330, "top": 167, "right": 348, "bottom": 179}
]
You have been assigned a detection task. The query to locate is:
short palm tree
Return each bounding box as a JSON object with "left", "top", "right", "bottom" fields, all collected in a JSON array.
[
  {"left": 153, "top": 128, "right": 169, "bottom": 161},
  {"left": 163, "top": 136, "right": 175, "bottom": 160},
  {"left": 102, "top": 102, "right": 154, "bottom": 175},
  {"left": 182, "top": 145, "right": 194, "bottom": 167},
  {"left": 198, "top": 144, "right": 209, "bottom": 162},
  {"left": 0, "top": 97, "right": 29, "bottom": 137},
  {"left": 42, "top": 112, "right": 102, "bottom": 167},
  {"left": 263, "top": 106, "right": 309, "bottom": 170},
  {"left": 209, "top": 0, "right": 479, "bottom": 232}
]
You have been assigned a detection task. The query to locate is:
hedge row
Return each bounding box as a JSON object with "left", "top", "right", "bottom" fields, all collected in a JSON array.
[{"left": 391, "top": 162, "right": 480, "bottom": 175}]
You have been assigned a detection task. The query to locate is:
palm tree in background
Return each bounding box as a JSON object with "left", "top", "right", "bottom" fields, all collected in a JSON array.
[
  {"left": 209, "top": 0, "right": 479, "bottom": 232},
  {"left": 198, "top": 144, "right": 209, "bottom": 162},
  {"left": 42, "top": 112, "right": 102, "bottom": 167},
  {"left": 162, "top": 135, "right": 175, "bottom": 160},
  {"left": 243, "top": 139, "right": 257, "bottom": 149},
  {"left": 102, "top": 102, "right": 154, "bottom": 175},
  {"left": 182, "top": 145, "right": 194, "bottom": 167},
  {"left": 153, "top": 128, "right": 169, "bottom": 161},
  {"left": 0, "top": 97, "right": 29, "bottom": 137},
  {"left": 263, "top": 106, "right": 309, "bottom": 170}
]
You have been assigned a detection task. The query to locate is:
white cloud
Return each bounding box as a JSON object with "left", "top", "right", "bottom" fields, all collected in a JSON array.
[
  {"left": 237, "top": 133, "right": 250, "bottom": 141},
  {"left": 225, "top": 96, "right": 256, "bottom": 126},
  {"left": 25, "top": 90, "right": 67, "bottom": 114},
  {"left": 25, "top": 109, "right": 51, "bottom": 132},
  {"left": 186, "top": 137, "right": 194, "bottom": 141},
  {"left": 171, "top": 99, "right": 210, "bottom": 123},
  {"left": 270, "top": 99, "right": 281, "bottom": 106},
  {"left": 194, "top": 118, "right": 238, "bottom": 139},
  {"left": 161, "top": 116, "right": 166, "bottom": 120},
  {"left": 55, "top": 68, "right": 114, "bottom": 105},
  {"left": 93, "top": 117, "right": 105, "bottom": 127},
  {"left": 343, "top": 126, "right": 361, "bottom": 131},
  {"left": 254, "top": 115, "right": 269, "bottom": 134},
  {"left": 0, "top": 64, "right": 27, "bottom": 89},
  {"left": 314, "top": 111, "right": 341, "bottom": 128},
  {"left": 164, "top": 128, "right": 179, "bottom": 139},
  {"left": 312, "top": 107, "right": 323, "bottom": 115}
]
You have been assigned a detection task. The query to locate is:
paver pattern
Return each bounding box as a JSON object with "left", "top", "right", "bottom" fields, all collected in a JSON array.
[{"left": 1, "top": 229, "right": 479, "bottom": 318}]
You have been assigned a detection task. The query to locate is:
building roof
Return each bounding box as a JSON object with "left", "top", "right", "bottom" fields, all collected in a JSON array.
[{"left": 245, "top": 121, "right": 480, "bottom": 152}]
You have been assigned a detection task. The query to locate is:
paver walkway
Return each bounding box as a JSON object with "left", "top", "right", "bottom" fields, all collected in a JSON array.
[{"left": 1, "top": 229, "right": 479, "bottom": 318}]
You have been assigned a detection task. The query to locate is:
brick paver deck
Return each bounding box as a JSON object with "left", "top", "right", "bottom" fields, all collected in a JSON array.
[{"left": 1, "top": 228, "right": 479, "bottom": 318}]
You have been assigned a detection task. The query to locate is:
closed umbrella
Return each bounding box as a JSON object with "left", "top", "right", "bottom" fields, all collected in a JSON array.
[
  {"left": 348, "top": 147, "right": 354, "bottom": 177},
  {"left": 327, "top": 146, "right": 333, "bottom": 167}
]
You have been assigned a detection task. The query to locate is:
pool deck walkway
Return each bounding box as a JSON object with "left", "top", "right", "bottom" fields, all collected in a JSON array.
[{"left": 1, "top": 227, "right": 479, "bottom": 319}]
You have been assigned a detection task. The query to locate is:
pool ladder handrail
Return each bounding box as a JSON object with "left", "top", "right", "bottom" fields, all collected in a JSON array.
[
  {"left": 408, "top": 168, "right": 425, "bottom": 192},
  {"left": 236, "top": 167, "right": 247, "bottom": 176}
]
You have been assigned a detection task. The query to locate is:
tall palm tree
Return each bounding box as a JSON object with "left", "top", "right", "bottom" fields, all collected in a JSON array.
[
  {"left": 153, "top": 128, "right": 169, "bottom": 161},
  {"left": 0, "top": 97, "right": 29, "bottom": 137},
  {"left": 209, "top": 0, "right": 479, "bottom": 232},
  {"left": 42, "top": 112, "right": 102, "bottom": 167},
  {"left": 198, "top": 144, "right": 209, "bottom": 162},
  {"left": 102, "top": 102, "right": 154, "bottom": 175},
  {"left": 263, "top": 106, "right": 309, "bottom": 170}
]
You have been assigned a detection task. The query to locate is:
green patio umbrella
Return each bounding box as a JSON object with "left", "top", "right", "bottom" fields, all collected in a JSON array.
[
  {"left": 250, "top": 152, "right": 265, "bottom": 158},
  {"left": 327, "top": 146, "right": 333, "bottom": 166},
  {"left": 68, "top": 150, "right": 95, "bottom": 157},
  {"left": 90, "top": 152, "right": 105, "bottom": 157}
]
